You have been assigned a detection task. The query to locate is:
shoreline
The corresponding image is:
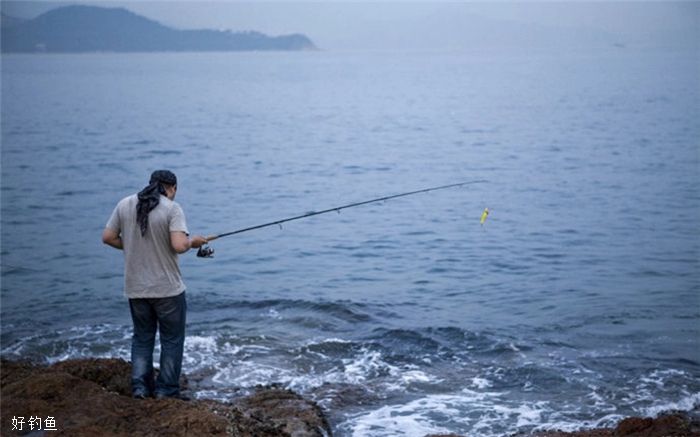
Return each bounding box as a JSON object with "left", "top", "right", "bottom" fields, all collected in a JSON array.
[{"left": 1, "top": 357, "right": 698, "bottom": 436}]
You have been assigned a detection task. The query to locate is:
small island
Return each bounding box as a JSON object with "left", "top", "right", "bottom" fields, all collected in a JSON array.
[{"left": 1, "top": 5, "right": 317, "bottom": 53}]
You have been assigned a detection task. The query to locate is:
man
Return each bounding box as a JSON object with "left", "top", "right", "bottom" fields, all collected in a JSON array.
[{"left": 102, "top": 170, "right": 208, "bottom": 399}]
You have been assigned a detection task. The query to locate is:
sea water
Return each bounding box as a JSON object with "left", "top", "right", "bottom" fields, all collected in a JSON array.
[{"left": 1, "top": 49, "right": 699, "bottom": 436}]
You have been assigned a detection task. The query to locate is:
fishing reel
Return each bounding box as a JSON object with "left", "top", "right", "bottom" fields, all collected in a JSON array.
[{"left": 196, "top": 245, "right": 215, "bottom": 258}]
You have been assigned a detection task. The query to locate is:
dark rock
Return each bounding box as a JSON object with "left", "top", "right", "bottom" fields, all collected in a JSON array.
[
  {"left": 615, "top": 412, "right": 696, "bottom": 436},
  {"left": 425, "top": 434, "right": 468, "bottom": 437},
  {"left": 50, "top": 357, "right": 132, "bottom": 396},
  {"left": 525, "top": 411, "right": 699, "bottom": 437},
  {"left": 311, "top": 382, "right": 381, "bottom": 410},
  {"left": 0, "top": 358, "right": 332, "bottom": 437},
  {"left": 234, "top": 387, "right": 332, "bottom": 437},
  {"left": 440, "top": 411, "right": 700, "bottom": 437}
]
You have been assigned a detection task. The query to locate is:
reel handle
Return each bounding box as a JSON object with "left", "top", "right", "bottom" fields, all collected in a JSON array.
[{"left": 196, "top": 235, "right": 219, "bottom": 258}]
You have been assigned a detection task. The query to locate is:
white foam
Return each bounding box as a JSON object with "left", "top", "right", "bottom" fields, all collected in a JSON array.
[
  {"left": 342, "top": 348, "right": 400, "bottom": 384},
  {"left": 638, "top": 368, "right": 688, "bottom": 388},
  {"left": 180, "top": 337, "right": 446, "bottom": 404},
  {"left": 185, "top": 335, "right": 218, "bottom": 353},
  {"left": 643, "top": 392, "right": 700, "bottom": 417},
  {"left": 492, "top": 402, "right": 548, "bottom": 427},
  {"left": 265, "top": 309, "right": 283, "bottom": 319},
  {"left": 471, "top": 377, "right": 492, "bottom": 389},
  {"left": 401, "top": 370, "right": 432, "bottom": 384},
  {"left": 2, "top": 323, "right": 132, "bottom": 363},
  {"left": 341, "top": 396, "right": 458, "bottom": 437},
  {"left": 304, "top": 337, "right": 353, "bottom": 346},
  {"left": 534, "top": 413, "right": 626, "bottom": 434},
  {"left": 194, "top": 389, "right": 220, "bottom": 399},
  {"left": 342, "top": 386, "right": 552, "bottom": 437}
]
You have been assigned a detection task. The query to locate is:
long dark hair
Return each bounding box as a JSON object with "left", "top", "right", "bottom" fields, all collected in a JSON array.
[{"left": 136, "top": 170, "right": 177, "bottom": 236}]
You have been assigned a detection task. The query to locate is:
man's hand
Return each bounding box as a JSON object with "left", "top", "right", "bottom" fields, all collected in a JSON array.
[{"left": 189, "top": 235, "right": 208, "bottom": 249}]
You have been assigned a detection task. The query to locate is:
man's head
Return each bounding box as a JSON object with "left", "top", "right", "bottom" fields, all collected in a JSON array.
[
  {"left": 149, "top": 170, "right": 177, "bottom": 200},
  {"left": 136, "top": 169, "right": 178, "bottom": 236}
]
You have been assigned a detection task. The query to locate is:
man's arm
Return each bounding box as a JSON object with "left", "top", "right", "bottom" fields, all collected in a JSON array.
[
  {"left": 170, "top": 232, "right": 208, "bottom": 254},
  {"left": 102, "top": 228, "right": 123, "bottom": 250}
]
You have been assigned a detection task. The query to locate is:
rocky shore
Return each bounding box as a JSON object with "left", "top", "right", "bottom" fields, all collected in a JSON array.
[
  {"left": 1, "top": 358, "right": 330, "bottom": 436},
  {"left": 1, "top": 358, "right": 697, "bottom": 437}
]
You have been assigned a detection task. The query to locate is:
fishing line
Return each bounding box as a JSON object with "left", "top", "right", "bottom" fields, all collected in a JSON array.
[{"left": 197, "top": 179, "right": 487, "bottom": 258}]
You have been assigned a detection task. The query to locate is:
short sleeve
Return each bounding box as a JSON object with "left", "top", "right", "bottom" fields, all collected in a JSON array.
[
  {"left": 169, "top": 202, "right": 189, "bottom": 235},
  {"left": 105, "top": 203, "right": 121, "bottom": 232}
]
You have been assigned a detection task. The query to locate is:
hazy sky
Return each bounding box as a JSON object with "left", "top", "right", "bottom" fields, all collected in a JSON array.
[{"left": 2, "top": 1, "right": 698, "bottom": 50}]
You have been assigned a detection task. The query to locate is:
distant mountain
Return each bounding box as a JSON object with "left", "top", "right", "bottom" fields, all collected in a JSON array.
[
  {"left": 1, "top": 5, "right": 317, "bottom": 53},
  {"left": 1, "top": 12, "right": 28, "bottom": 29}
]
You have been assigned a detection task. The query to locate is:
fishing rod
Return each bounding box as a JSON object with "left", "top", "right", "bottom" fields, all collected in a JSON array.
[{"left": 197, "top": 179, "right": 487, "bottom": 258}]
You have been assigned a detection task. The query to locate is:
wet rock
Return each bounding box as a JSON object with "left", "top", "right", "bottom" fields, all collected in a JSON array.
[
  {"left": 426, "top": 434, "right": 468, "bottom": 437},
  {"left": 50, "top": 357, "right": 132, "bottom": 396},
  {"left": 234, "top": 387, "right": 332, "bottom": 437},
  {"left": 0, "top": 358, "right": 332, "bottom": 437},
  {"left": 430, "top": 411, "right": 700, "bottom": 437},
  {"left": 311, "top": 382, "right": 382, "bottom": 410},
  {"left": 49, "top": 357, "right": 189, "bottom": 397},
  {"left": 525, "top": 429, "right": 613, "bottom": 437},
  {"left": 615, "top": 412, "right": 698, "bottom": 436},
  {"left": 525, "top": 411, "right": 699, "bottom": 437}
]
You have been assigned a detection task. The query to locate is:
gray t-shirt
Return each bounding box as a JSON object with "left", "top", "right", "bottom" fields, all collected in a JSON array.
[{"left": 106, "top": 194, "right": 189, "bottom": 299}]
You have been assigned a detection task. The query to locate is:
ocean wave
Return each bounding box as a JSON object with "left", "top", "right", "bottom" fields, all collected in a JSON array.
[
  {"left": 643, "top": 392, "right": 700, "bottom": 417},
  {"left": 2, "top": 322, "right": 699, "bottom": 436},
  {"left": 1, "top": 323, "right": 131, "bottom": 363}
]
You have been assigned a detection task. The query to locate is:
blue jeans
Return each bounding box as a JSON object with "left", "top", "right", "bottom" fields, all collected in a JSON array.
[{"left": 128, "top": 292, "right": 186, "bottom": 397}]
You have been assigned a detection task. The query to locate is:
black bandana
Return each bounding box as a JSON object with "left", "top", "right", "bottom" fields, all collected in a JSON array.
[{"left": 136, "top": 170, "right": 177, "bottom": 236}]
